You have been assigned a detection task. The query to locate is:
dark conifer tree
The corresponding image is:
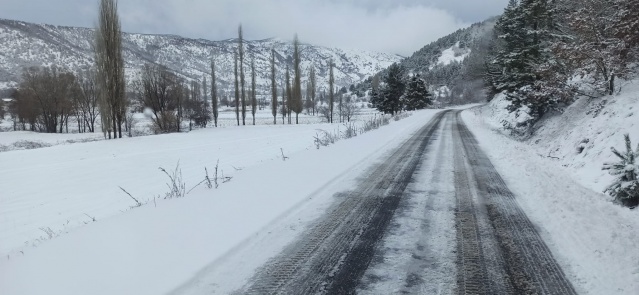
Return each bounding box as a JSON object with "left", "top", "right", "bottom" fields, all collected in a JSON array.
[
  {"left": 375, "top": 63, "right": 406, "bottom": 115},
  {"left": 404, "top": 75, "right": 432, "bottom": 110}
]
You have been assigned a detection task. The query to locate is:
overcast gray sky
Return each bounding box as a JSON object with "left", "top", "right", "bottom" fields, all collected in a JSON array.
[{"left": 0, "top": 0, "right": 508, "bottom": 56}]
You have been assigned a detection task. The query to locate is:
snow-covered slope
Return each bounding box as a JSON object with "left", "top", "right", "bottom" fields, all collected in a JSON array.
[
  {"left": 462, "top": 80, "right": 639, "bottom": 295},
  {"left": 0, "top": 18, "right": 402, "bottom": 92},
  {"left": 435, "top": 41, "right": 471, "bottom": 67},
  {"left": 478, "top": 82, "right": 639, "bottom": 194}
]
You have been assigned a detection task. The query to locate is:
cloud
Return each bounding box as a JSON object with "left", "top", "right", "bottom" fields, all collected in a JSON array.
[
  {"left": 0, "top": 0, "right": 509, "bottom": 55},
  {"left": 118, "top": 0, "right": 468, "bottom": 56}
]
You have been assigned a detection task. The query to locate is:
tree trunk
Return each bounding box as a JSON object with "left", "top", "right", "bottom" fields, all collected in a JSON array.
[{"left": 609, "top": 73, "right": 615, "bottom": 95}]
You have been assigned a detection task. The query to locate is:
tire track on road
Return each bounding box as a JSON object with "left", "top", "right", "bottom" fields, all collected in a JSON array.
[
  {"left": 239, "top": 111, "right": 449, "bottom": 295},
  {"left": 453, "top": 110, "right": 577, "bottom": 295}
]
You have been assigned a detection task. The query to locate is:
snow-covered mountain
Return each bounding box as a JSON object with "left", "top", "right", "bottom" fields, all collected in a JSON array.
[{"left": 0, "top": 18, "right": 402, "bottom": 93}]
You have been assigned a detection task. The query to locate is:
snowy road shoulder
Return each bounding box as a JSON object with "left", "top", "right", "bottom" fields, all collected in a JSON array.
[{"left": 462, "top": 108, "right": 639, "bottom": 295}]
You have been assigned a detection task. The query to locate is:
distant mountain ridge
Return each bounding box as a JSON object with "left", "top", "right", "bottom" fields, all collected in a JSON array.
[{"left": 0, "top": 18, "right": 402, "bottom": 94}]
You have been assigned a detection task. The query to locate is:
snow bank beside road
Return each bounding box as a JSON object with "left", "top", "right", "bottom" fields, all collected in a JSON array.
[{"left": 463, "top": 106, "right": 639, "bottom": 295}]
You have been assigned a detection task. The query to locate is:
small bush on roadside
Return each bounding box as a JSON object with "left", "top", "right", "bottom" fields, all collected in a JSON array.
[
  {"left": 603, "top": 134, "right": 639, "bottom": 208},
  {"left": 342, "top": 123, "right": 357, "bottom": 139},
  {"left": 12, "top": 140, "right": 51, "bottom": 150}
]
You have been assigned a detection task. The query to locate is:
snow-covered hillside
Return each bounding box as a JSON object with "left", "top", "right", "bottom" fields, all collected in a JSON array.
[
  {"left": 476, "top": 82, "right": 639, "bottom": 194},
  {"left": 462, "top": 82, "right": 639, "bottom": 295},
  {"left": 0, "top": 18, "right": 402, "bottom": 92},
  {"left": 435, "top": 41, "right": 471, "bottom": 67}
]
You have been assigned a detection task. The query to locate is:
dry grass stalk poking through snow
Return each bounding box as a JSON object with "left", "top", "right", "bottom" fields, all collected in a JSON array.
[
  {"left": 118, "top": 186, "right": 142, "bottom": 207},
  {"left": 159, "top": 163, "right": 186, "bottom": 199}
]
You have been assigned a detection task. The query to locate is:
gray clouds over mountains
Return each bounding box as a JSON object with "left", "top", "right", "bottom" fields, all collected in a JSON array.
[{"left": 0, "top": 0, "right": 508, "bottom": 55}]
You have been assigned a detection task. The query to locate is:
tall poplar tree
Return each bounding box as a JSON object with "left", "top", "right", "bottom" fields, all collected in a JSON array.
[
  {"left": 292, "top": 34, "right": 303, "bottom": 124},
  {"left": 250, "top": 57, "right": 257, "bottom": 125},
  {"left": 328, "top": 60, "right": 335, "bottom": 123},
  {"left": 238, "top": 25, "right": 247, "bottom": 126},
  {"left": 285, "top": 66, "right": 292, "bottom": 124},
  {"left": 309, "top": 65, "right": 317, "bottom": 115},
  {"left": 234, "top": 51, "right": 240, "bottom": 126},
  {"left": 270, "top": 49, "right": 278, "bottom": 125},
  {"left": 210, "top": 59, "right": 219, "bottom": 127},
  {"left": 95, "top": 0, "right": 125, "bottom": 139}
]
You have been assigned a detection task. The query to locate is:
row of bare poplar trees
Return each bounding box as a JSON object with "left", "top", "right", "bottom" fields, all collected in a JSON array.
[{"left": 7, "top": 0, "right": 342, "bottom": 136}]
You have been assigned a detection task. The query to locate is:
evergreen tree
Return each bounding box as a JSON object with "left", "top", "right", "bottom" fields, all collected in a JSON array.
[
  {"left": 404, "top": 75, "right": 432, "bottom": 110},
  {"left": 614, "top": 0, "right": 639, "bottom": 60},
  {"left": 375, "top": 63, "right": 406, "bottom": 115},
  {"left": 603, "top": 134, "right": 639, "bottom": 208},
  {"left": 489, "top": 0, "right": 567, "bottom": 120},
  {"left": 490, "top": 0, "right": 531, "bottom": 94}
]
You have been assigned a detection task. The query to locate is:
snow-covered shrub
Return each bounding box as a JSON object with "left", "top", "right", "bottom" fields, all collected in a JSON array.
[
  {"left": 501, "top": 104, "right": 536, "bottom": 138},
  {"left": 603, "top": 134, "right": 639, "bottom": 208},
  {"left": 314, "top": 130, "right": 339, "bottom": 149},
  {"left": 361, "top": 114, "right": 391, "bottom": 133},
  {"left": 342, "top": 123, "right": 357, "bottom": 139}
]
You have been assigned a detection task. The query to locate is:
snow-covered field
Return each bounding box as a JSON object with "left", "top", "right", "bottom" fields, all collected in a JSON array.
[
  {"left": 0, "top": 106, "right": 373, "bottom": 151},
  {"left": 0, "top": 108, "right": 438, "bottom": 295},
  {"left": 463, "top": 85, "right": 639, "bottom": 295}
]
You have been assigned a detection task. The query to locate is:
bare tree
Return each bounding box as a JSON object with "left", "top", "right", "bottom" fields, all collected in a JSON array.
[
  {"left": 341, "top": 95, "right": 358, "bottom": 122},
  {"left": 238, "top": 24, "right": 247, "bottom": 126},
  {"left": 210, "top": 59, "right": 219, "bottom": 127},
  {"left": 234, "top": 51, "right": 240, "bottom": 126},
  {"left": 270, "top": 48, "right": 278, "bottom": 125},
  {"left": 15, "top": 67, "right": 77, "bottom": 133},
  {"left": 74, "top": 70, "right": 100, "bottom": 133},
  {"left": 136, "top": 64, "right": 183, "bottom": 133},
  {"left": 328, "top": 59, "right": 335, "bottom": 123},
  {"left": 95, "top": 0, "right": 125, "bottom": 139},
  {"left": 250, "top": 57, "right": 257, "bottom": 125}
]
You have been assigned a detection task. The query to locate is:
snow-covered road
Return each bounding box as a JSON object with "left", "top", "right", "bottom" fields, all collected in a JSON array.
[{"left": 219, "top": 110, "right": 575, "bottom": 294}]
